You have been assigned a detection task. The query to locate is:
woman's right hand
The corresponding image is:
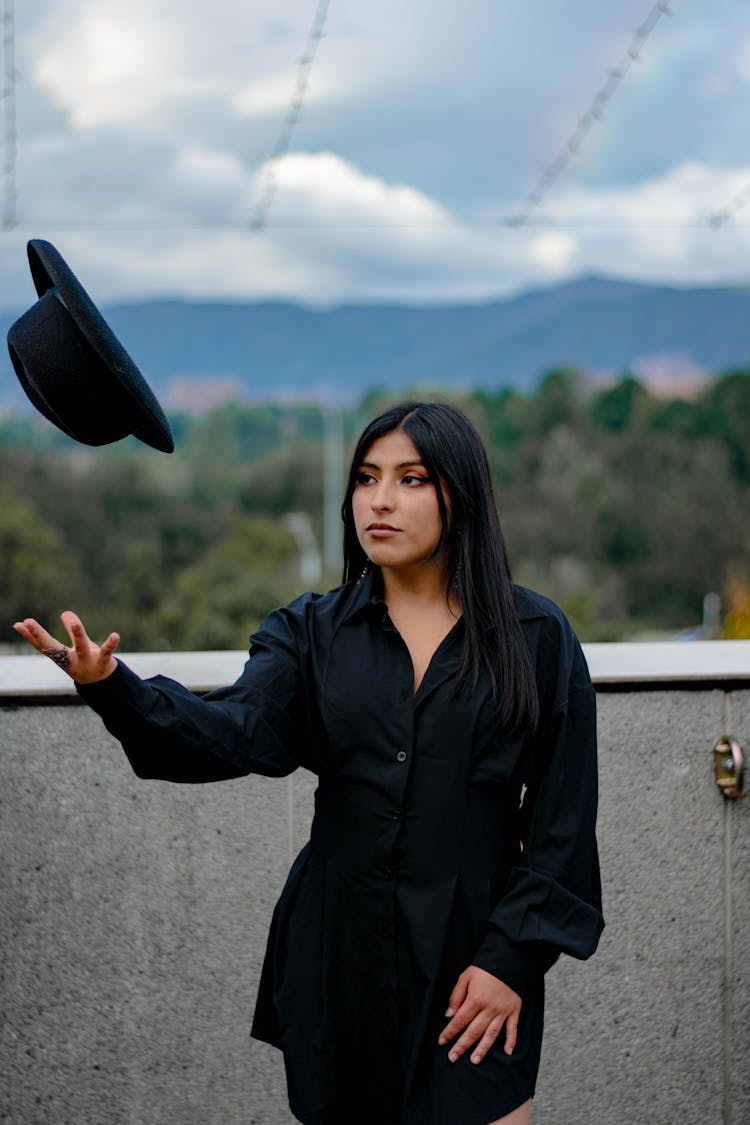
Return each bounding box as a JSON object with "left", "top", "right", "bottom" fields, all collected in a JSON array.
[{"left": 13, "top": 611, "right": 120, "bottom": 685}]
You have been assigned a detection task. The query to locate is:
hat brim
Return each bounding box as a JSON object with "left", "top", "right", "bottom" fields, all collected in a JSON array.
[{"left": 24, "top": 239, "right": 173, "bottom": 453}]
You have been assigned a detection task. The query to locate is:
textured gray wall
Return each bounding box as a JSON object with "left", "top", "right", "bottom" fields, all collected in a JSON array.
[{"left": 2, "top": 690, "right": 748, "bottom": 1125}]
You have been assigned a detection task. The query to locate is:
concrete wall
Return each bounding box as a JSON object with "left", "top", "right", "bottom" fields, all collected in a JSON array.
[{"left": 2, "top": 666, "right": 749, "bottom": 1124}]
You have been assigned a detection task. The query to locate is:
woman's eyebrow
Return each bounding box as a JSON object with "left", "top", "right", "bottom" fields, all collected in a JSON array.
[{"left": 359, "top": 460, "right": 426, "bottom": 470}]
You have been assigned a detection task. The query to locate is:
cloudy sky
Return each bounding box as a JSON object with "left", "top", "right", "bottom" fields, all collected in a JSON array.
[{"left": 1, "top": 0, "right": 750, "bottom": 308}]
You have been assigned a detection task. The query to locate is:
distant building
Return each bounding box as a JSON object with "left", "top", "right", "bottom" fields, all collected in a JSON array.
[
  {"left": 629, "top": 351, "right": 710, "bottom": 399},
  {"left": 165, "top": 377, "right": 246, "bottom": 414}
]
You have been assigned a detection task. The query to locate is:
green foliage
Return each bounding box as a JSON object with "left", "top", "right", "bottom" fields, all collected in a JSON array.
[
  {"left": 695, "top": 371, "right": 750, "bottom": 482},
  {"left": 591, "top": 376, "right": 649, "bottom": 432},
  {"left": 528, "top": 368, "right": 586, "bottom": 435},
  {"left": 237, "top": 441, "right": 324, "bottom": 517},
  {"left": 0, "top": 487, "right": 78, "bottom": 632},
  {"left": 469, "top": 368, "right": 750, "bottom": 636},
  {"left": 155, "top": 514, "right": 300, "bottom": 650},
  {"left": 2, "top": 371, "right": 749, "bottom": 646}
]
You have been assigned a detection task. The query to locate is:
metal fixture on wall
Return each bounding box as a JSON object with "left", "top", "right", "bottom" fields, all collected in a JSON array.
[{"left": 713, "top": 736, "right": 745, "bottom": 798}]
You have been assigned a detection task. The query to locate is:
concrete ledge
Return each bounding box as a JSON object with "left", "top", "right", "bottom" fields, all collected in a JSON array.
[
  {"left": 2, "top": 640, "right": 750, "bottom": 698},
  {"left": 584, "top": 639, "right": 750, "bottom": 684},
  {"left": 0, "top": 650, "right": 243, "bottom": 698}
]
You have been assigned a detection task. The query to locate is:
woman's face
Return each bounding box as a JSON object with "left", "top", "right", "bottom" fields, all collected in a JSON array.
[{"left": 352, "top": 428, "right": 449, "bottom": 576}]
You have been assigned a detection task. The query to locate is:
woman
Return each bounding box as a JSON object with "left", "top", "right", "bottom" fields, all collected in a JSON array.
[{"left": 13, "top": 400, "right": 603, "bottom": 1125}]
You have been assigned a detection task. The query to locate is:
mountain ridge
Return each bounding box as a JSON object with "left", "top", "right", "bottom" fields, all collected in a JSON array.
[{"left": 1, "top": 274, "right": 749, "bottom": 410}]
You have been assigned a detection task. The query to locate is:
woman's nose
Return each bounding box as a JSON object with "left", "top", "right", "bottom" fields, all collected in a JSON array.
[{"left": 371, "top": 481, "right": 395, "bottom": 510}]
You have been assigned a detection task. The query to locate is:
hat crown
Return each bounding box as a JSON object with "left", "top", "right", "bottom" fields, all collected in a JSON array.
[{"left": 6, "top": 239, "right": 174, "bottom": 453}]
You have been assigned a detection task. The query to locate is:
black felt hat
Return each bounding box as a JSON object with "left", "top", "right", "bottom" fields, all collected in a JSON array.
[{"left": 7, "top": 239, "right": 174, "bottom": 452}]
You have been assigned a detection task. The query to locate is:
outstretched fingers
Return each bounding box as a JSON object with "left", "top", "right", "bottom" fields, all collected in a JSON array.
[
  {"left": 60, "top": 612, "right": 118, "bottom": 657},
  {"left": 13, "top": 617, "right": 62, "bottom": 653},
  {"left": 60, "top": 610, "right": 92, "bottom": 659},
  {"left": 60, "top": 611, "right": 120, "bottom": 678},
  {"left": 100, "top": 631, "right": 121, "bottom": 661},
  {"left": 14, "top": 612, "right": 120, "bottom": 682}
]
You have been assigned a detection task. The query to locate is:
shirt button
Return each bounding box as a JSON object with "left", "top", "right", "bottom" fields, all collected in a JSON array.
[
  {"left": 396, "top": 751, "right": 407, "bottom": 763},
  {"left": 379, "top": 922, "right": 392, "bottom": 937},
  {"left": 390, "top": 809, "right": 401, "bottom": 821},
  {"left": 381, "top": 866, "right": 394, "bottom": 879}
]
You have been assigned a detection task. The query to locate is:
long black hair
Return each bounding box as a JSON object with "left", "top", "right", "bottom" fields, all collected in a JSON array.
[{"left": 341, "top": 400, "right": 539, "bottom": 733}]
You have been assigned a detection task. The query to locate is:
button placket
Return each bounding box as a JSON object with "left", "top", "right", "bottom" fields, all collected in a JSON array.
[{"left": 382, "top": 676, "right": 412, "bottom": 887}]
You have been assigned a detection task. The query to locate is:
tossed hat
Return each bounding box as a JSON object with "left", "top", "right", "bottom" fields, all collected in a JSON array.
[{"left": 7, "top": 239, "right": 174, "bottom": 452}]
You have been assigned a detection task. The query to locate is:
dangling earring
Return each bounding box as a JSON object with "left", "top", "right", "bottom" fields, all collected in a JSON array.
[{"left": 357, "top": 557, "right": 371, "bottom": 585}]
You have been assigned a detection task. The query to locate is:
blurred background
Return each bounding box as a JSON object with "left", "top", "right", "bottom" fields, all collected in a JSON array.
[{"left": 1, "top": 0, "right": 749, "bottom": 649}]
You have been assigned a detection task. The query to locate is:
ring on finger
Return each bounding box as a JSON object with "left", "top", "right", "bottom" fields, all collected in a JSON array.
[{"left": 43, "top": 647, "right": 71, "bottom": 671}]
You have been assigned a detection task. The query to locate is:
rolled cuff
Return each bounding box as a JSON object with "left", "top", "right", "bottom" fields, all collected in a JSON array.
[
  {"left": 76, "top": 659, "right": 157, "bottom": 718},
  {"left": 472, "top": 931, "right": 548, "bottom": 998},
  {"left": 473, "top": 866, "right": 604, "bottom": 995}
]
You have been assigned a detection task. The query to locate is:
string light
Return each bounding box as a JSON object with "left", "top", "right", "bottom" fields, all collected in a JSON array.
[
  {"left": 3, "top": 214, "right": 747, "bottom": 233},
  {"left": 0, "top": 1, "right": 735, "bottom": 238},
  {"left": 708, "top": 182, "right": 750, "bottom": 228},
  {"left": 509, "top": 0, "right": 674, "bottom": 227},
  {"left": 250, "top": 0, "right": 331, "bottom": 231},
  {"left": 2, "top": 0, "right": 16, "bottom": 229}
]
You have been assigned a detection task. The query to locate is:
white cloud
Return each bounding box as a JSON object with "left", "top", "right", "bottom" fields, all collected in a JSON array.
[
  {"left": 7, "top": 148, "right": 750, "bottom": 310},
  {"left": 5, "top": 1, "right": 750, "bottom": 308},
  {"left": 231, "top": 74, "right": 301, "bottom": 119},
  {"left": 232, "top": 72, "right": 338, "bottom": 119},
  {"left": 267, "top": 151, "right": 450, "bottom": 225},
  {"left": 28, "top": 0, "right": 359, "bottom": 133},
  {"left": 527, "top": 232, "right": 577, "bottom": 276},
  {"left": 554, "top": 161, "right": 747, "bottom": 225},
  {"left": 16, "top": 131, "right": 255, "bottom": 227},
  {"left": 32, "top": 2, "right": 180, "bottom": 129},
  {"left": 545, "top": 161, "right": 750, "bottom": 283}
]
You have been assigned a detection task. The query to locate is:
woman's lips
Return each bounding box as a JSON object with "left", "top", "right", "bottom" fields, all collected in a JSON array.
[{"left": 367, "top": 525, "right": 400, "bottom": 538}]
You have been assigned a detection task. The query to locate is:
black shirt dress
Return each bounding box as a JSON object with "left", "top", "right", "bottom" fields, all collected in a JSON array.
[{"left": 77, "top": 569, "right": 603, "bottom": 1125}]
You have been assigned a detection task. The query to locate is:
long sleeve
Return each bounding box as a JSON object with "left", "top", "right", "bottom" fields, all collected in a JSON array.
[
  {"left": 472, "top": 640, "right": 604, "bottom": 997},
  {"left": 76, "top": 603, "right": 307, "bottom": 783}
]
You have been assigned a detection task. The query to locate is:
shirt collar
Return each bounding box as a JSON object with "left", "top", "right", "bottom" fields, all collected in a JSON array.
[
  {"left": 340, "top": 565, "right": 388, "bottom": 625},
  {"left": 512, "top": 585, "right": 549, "bottom": 623},
  {"left": 341, "top": 567, "right": 548, "bottom": 627}
]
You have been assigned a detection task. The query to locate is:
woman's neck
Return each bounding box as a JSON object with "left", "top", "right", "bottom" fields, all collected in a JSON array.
[{"left": 380, "top": 564, "right": 460, "bottom": 618}]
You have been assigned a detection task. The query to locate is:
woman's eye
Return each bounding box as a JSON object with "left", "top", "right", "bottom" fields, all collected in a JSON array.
[
  {"left": 402, "top": 474, "right": 430, "bottom": 486},
  {"left": 356, "top": 471, "right": 376, "bottom": 485}
]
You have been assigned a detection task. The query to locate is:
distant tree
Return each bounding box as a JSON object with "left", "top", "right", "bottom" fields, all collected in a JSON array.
[
  {"left": 155, "top": 514, "right": 301, "bottom": 650},
  {"left": 3, "top": 372, "right": 749, "bottom": 646},
  {"left": 644, "top": 397, "right": 699, "bottom": 442},
  {"left": 237, "top": 440, "right": 324, "bottom": 518},
  {"left": 502, "top": 424, "right": 603, "bottom": 562},
  {"left": 592, "top": 434, "right": 747, "bottom": 624},
  {"left": 472, "top": 389, "right": 529, "bottom": 486},
  {"left": 0, "top": 489, "right": 78, "bottom": 642},
  {"left": 528, "top": 368, "right": 586, "bottom": 436},
  {"left": 693, "top": 370, "right": 750, "bottom": 482},
  {"left": 590, "top": 375, "right": 650, "bottom": 432}
]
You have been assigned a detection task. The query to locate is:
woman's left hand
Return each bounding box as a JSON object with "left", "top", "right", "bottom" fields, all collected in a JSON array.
[{"left": 438, "top": 965, "right": 521, "bottom": 1064}]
